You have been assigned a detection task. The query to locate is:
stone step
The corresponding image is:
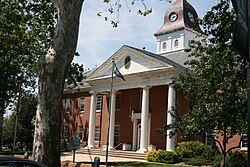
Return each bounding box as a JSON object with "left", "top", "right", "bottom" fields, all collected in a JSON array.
[{"left": 76, "top": 148, "right": 146, "bottom": 160}]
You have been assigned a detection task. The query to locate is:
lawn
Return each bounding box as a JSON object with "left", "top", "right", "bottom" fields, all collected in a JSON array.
[{"left": 108, "top": 161, "right": 187, "bottom": 167}]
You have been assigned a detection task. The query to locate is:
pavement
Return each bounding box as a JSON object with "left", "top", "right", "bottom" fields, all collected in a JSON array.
[{"left": 60, "top": 152, "right": 147, "bottom": 163}]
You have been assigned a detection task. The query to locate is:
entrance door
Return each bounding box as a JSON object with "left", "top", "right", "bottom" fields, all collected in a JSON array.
[{"left": 137, "top": 124, "right": 141, "bottom": 150}]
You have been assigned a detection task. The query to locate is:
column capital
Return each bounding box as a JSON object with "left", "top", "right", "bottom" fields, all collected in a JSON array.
[
  {"left": 89, "top": 90, "right": 96, "bottom": 94},
  {"left": 140, "top": 85, "right": 151, "bottom": 90}
]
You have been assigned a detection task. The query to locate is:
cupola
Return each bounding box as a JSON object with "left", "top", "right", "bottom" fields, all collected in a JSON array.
[{"left": 154, "top": 0, "right": 203, "bottom": 55}]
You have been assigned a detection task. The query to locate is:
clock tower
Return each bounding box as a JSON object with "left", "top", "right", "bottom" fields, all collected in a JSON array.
[{"left": 154, "top": 0, "right": 204, "bottom": 55}]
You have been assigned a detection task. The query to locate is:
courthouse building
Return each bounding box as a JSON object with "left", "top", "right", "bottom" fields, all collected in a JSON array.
[{"left": 61, "top": 0, "right": 247, "bottom": 153}]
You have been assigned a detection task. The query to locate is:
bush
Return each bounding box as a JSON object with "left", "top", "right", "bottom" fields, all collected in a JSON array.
[
  {"left": 145, "top": 149, "right": 157, "bottom": 162},
  {"left": 202, "top": 147, "right": 220, "bottom": 161},
  {"left": 185, "top": 156, "right": 212, "bottom": 166},
  {"left": 154, "top": 150, "right": 178, "bottom": 164},
  {"left": 226, "top": 151, "right": 247, "bottom": 167},
  {"left": 60, "top": 139, "right": 69, "bottom": 152},
  {"left": 174, "top": 141, "right": 206, "bottom": 159}
]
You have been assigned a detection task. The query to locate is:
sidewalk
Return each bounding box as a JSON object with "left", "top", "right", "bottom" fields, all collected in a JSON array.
[{"left": 60, "top": 152, "right": 147, "bottom": 163}]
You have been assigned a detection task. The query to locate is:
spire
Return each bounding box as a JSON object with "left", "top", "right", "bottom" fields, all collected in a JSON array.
[{"left": 154, "top": 0, "right": 201, "bottom": 36}]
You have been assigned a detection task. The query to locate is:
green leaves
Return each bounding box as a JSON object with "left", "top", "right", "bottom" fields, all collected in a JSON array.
[
  {"left": 158, "top": 1, "right": 247, "bottom": 151},
  {"left": 99, "top": 0, "right": 155, "bottom": 27}
]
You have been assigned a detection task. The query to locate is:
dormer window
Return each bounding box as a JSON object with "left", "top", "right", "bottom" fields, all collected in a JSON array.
[
  {"left": 174, "top": 39, "right": 179, "bottom": 48},
  {"left": 162, "top": 42, "right": 167, "bottom": 51}
]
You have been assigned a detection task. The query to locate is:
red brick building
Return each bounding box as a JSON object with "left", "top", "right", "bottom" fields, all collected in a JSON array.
[{"left": 61, "top": 0, "right": 247, "bottom": 153}]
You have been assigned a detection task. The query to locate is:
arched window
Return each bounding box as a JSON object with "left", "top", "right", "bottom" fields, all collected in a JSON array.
[
  {"left": 162, "top": 42, "right": 167, "bottom": 51},
  {"left": 174, "top": 39, "right": 179, "bottom": 48}
]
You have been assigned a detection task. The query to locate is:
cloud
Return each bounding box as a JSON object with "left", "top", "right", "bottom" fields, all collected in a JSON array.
[{"left": 75, "top": 0, "right": 218, "bottom": 69}]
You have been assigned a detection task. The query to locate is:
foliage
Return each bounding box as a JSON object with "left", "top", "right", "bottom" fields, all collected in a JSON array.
[
  {"left": 0, "top": 0, "right": 56, "bottom": 108},
  {"left": 146, "top": 149, "right": 178, "bottom": 164},
  {"left": 145, "top": 149, "right": 157, "bottom": 162},
  {"left": 184, "top": 156, "right": 214, "bottom": 166},
  {"left": 109, "top": 161, "right": 186, "bottom": 167},
  {"left": 158, "top": 1, "right": 247, "bottom": 166},
  {"left": 202, "top": 147, "right": 220, "bottom": 161},
  {"left": 226, "top": 151, "right": 247, "bottom": 167},
  {"left": 2, "top": 114, "right": 15, "bottom": 147},
  {"left": 98, "top": 0, "right": 172, "bottom": 27},
  {"left": 3, "top": 94, "right": 37, "bottom": 151},
  {"left": 174, "top": 141, "right": 205, "bottom": 159},
  {"left": 16, "top": 94, "right": 37, "bottom": 150},
  {"left": 154, "top": 150, "right": 178, "bottom": 164},
  {"left": 60, "top": 139, "right": 69, "bottom": 152}
]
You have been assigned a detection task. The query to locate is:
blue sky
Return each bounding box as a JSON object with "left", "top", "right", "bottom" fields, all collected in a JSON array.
[{"left": 74, "top": 0, "right": 218, "bottom": 70}]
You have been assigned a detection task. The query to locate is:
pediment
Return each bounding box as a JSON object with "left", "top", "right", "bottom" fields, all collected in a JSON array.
[{"left": 87, "top": 45, "right": 180, "bottom": 81}]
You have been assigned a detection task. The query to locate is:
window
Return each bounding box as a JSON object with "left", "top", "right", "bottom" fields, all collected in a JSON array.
[
  {"left": 205, "top": 130, "right": 215, "bottom": 148},
  {"left": 114, "top": 125, "right": 120, "bottom": 146},
  {"left": 116, "top": 94, "right": 121, "bottom": 111},
  {"left": 96, "top": 95, "right": 102, "bottom": 111},
  {"left": 78, "top": 126, "right": 83, "bottom": 141},
  {"left": 174, "top": 39, "right": 179, "bottom": 48},
  {"left": 241, "top": 134, "right": 248, "bottom": 150},
  {"left": 95, "top": 126, "right": 100, "bottom": 142},
  {"left": 79, "top": 96, "right": 85, "bottom": 113},
  {"left": 65, "top": 98, "right": 71, "bottom": 113},
  {"left": 64, "top": 126, "right": 69, "bottom": 139},
  {"left": 162, "top": 42, "right": 167, "bottom": 51}
]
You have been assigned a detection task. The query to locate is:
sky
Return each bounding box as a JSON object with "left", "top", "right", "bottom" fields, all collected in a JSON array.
[{"left": 74, "top": 0, "right": 219, "bottom": 70}]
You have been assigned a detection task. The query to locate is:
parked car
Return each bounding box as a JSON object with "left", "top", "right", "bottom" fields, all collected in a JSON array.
[{"left": 0, "top": 157, "right": 47, "bottom": 167}]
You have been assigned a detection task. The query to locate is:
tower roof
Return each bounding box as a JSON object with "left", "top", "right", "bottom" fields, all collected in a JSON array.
[{"left": 154, "top": 0, "right": 201, "bottom": 36}]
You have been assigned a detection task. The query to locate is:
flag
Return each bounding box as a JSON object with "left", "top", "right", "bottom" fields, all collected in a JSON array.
[
  {"left": 232, "top": 0, "right": 249, "bottom": 60},
  {"left": 114, "top": 63, "right": 126, "bottom": 81}
]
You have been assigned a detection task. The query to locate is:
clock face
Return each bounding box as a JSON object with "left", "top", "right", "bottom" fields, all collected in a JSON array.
[
  {"left": 188, "top": 12, "right": 194, "bottom": 23},
  {"left": 169, "top": 12, "right": 178, "bottom": 22}
]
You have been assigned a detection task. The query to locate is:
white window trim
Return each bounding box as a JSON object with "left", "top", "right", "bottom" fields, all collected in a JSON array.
[
  {"left": 96, "top": 95, "right": 102, "bottom": 112},
  {"left": 205, "top": 130, "right": 215, "bottom": 148},
  {"left": 79, "top": 96, "right": 85, "bottom": 113},
  {"left": 241, "top": 134, "right": 248, "bottom": 151}
]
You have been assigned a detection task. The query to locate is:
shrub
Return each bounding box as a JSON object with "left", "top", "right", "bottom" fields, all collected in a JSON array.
[
  {"left": 145, "top": 149, "right": 157, "bottom": 162},
  {"left": 226, "top": 151, "right": 247, "bottom": 167},
  {"left": 174, "top": 141, "right": 206, "bottom": 159},
  {"left": 60, "top": 139, "right": 69, "bottom": 152},
  {"left": 185, "top": 156, "right": 212, "bottom": 166},
  {"left": 202, "top": 147, "right": 220, "bottom": 161},
  {"left": 154, "top": 150, "right": 178, "bottom": 164}
]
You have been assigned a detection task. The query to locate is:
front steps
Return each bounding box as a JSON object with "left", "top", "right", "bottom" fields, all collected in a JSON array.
[{"left": 76, "top": 148, "right": 146, "bottom": 160}]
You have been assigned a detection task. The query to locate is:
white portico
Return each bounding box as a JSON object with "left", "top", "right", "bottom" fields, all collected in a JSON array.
[{"left": 84, "top": 45, "right": 185, "bottom": 152}]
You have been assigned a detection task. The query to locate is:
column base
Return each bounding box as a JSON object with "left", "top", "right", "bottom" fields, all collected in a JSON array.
[
  {"left": 84, "top": 145, "right": 94, "bottom": 149},
  {"left": 136, "top": 148, "right": 148, "bottom": 153},
  {"left": 102, "top": 146, "right": 115, "bottom": 151}
]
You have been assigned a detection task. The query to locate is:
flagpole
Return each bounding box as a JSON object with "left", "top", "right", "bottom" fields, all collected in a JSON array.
[
  {"left": 247, "top": 0, "right": 250, "bottom": 166},
  {"left": 105, "top": 60, "right": 115, "bottom": 167}
]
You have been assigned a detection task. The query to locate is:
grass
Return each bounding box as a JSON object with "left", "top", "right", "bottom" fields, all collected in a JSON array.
[{"left": 108, "top": 161, "right": 187, "bottom": 167}]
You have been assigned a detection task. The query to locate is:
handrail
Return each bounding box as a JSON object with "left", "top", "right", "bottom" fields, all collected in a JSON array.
[{"left": 114, "top": 142, "right": 122, "bottom": 149}]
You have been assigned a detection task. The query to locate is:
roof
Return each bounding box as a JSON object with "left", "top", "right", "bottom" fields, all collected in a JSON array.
[
  {"left": 124, "top": 45, "right": 187, "bottom": 70},
  {"left": 154, "top": 0, "right": 202, "bottom": 36}
]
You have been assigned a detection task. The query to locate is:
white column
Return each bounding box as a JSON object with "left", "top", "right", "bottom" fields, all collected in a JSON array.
[
  {"left": 86, "top": 92, "right": 97, "bottom": 149},
  {"left": 108, "top": 91, "right": 116, "bottom": 149},
  {"left": 147, "top": 117, "right": 151, "bottom": 149},
  {"left": 132, "top": 119, "right": 138, "bottom": 151},
  {"left": 138, "top": 86, "right": 150, "bottom": 153},
  {"left": 166, "top": 84, "right": 176, "bottom": 151}
]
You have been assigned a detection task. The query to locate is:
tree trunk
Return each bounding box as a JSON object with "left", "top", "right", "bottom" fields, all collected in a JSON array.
[
  {"left": 220, "top": 127, "right": 227, "bottom": 167},
  {"left": 32, "top": 1, "right": 84, "bottom": 166},
  {"left": 0, "top": 110, "right": 3, "bottom": 151}
]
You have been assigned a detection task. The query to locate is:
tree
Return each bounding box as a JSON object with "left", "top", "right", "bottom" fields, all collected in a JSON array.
[
  {"left": 31, "top": 0, "right": 167, "bottom": 166},
  {"left": 158, "top": 1, "right": 247, "bottom": 167},
  {"left": 17, "top": 94, "right": 38, "bottom": 151},
  {"left": 3, "top": 94, "right": 37, "bottom": 151},
  {"left": 0, "top": 0, "right": 56, "bottom": 151},
  {"left": 32, "top": 1, "right": 84, "bottom": 166}
]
